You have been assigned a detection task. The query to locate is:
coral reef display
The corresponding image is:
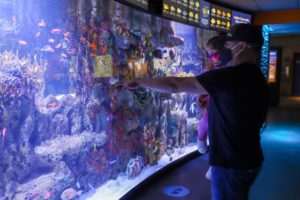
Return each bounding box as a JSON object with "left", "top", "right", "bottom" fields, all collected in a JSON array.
[{"left": 0, "top": 0, "right": 216, "bottom": 199}]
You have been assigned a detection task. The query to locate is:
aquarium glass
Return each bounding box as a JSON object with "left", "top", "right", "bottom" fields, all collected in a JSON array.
[{"left": 0, "top": 0, "right": 216, "bottom": 199}]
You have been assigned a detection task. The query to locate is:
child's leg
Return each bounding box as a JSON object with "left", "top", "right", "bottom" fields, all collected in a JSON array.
[
  {"left": 197, "top": 109, "right": 208, "bottom": 154},
  {"left": 198, "top": 109, "right": 208, "bottom": 140}
]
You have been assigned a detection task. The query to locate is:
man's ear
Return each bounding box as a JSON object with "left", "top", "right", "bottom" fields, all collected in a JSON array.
[
  {"left": 239, "top": 42, "right": 248, "bottom": 52},
  {"left": 234, "top": 42, "right": 247, "bottom": 56}
]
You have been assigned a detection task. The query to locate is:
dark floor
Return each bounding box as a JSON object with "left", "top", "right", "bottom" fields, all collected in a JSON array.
[{"left": 133, "top": 97, "right": 300, "bottom": 200}]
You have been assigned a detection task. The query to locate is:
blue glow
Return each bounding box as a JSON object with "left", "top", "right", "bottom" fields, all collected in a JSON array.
[
  {"left": 260, "top": 25, "right": 270, "bottom": 79},
  {"left": 163, "top": 185, "right": 190, "bottom": 197},
  {"left": 262, "top": 124, "right": 300, "bottom": 144}
]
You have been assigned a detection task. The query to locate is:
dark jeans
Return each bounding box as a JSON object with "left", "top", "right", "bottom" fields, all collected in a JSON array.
[{"left": 211, "top": 166, "right": 261, "bottom": 200}]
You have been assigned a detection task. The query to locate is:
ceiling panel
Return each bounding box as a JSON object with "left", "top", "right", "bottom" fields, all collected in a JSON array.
[
  {"left": 256, "top": 0, "right": 298, "bottom": 11},
  {"left": 213, "top": 0, "right": 299, "bottom": 12},
  {"left": 211, "top": 0, "right": 259, "bottom": 12}
]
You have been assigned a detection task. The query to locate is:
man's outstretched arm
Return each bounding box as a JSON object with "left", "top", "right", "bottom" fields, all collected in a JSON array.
[{"left": 124, "top": 77, "right": 207, "bottom": 94}]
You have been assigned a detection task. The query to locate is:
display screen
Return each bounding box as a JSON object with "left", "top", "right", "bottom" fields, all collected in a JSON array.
[
  {"left": 188, "top": 0, "right": 201, "bottom": 26},
  {"left": 268, "top": 50, "right": 277, "bottom": 83},
  {"left": 231, "top": 10, "right": 252, "bottom": 26},
  {"left": 163, "top": 0, "right": 188, "bottom": 23},
  {"left": 199, "top": 0, "right": 210, "bottom": 28},
  {"left": 210, "top": 4, "right": 232, "bottom": 31},
  {"left": 123, "top": 0, "right": 148, "bottom": 10}
]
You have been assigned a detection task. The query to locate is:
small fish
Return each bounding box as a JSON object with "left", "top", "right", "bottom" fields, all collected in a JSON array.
[
  {"left": 101, "top": 44, "right": 108, "bottom": 54},
  {"left": 55, "top": 43, "right": 62, "bottom": 49},
  {"left": 44, "top": 191, "right": 53, "bottom": 199},
  {"left": 35, "top": 32, "right": 41, "bottom": 37},
  {"left": 64, "top": 32, "right": 71, "bottom": 38},
  {"left": 41, "top": 45, "right": 55, "bottom": 53},
  {"left": 93, "top": 144, "right": 97, "bottom": 151},
  {"left": 12, "top": 16, "right": 16, "bottom": 23},
  {"left": 90, "top": 53, "right": 97, "bottom": 57},
  {"left": 38, "top": 19, "right": 46, "bottom": 27},
  {"left": 2, "top": 128, "right": 7, "bottom": 140},
  {"left": 61, "top": 53, "right": 68, "bottom": 58},
  {"left": 109, "top": 77, "right": 118, "bottom": 85},
  {"left": 48, "top": 38, "right": 55, "bottom": 43},
  {"left": 60, "top": 188, "right": 82, "bottom": 200},
  {"left": 80, "top": 37, "right": 87, "bottom": 42},
  {"left": 88, "top": 43, "right": 97, "bottom": 50},
  {"left": 18, "top": 40, "right": 28, "bottom": 45},
  {"left": 47, "top": 103, "right": 59, "bottom": 108},
  {"left": 51, "top": 28, "right": 61, "bottom": 35},
  {"left": 76, "top": 181, "right": 81, "bottom": 189},
  {"left": 84, "top": 67, "right": 90, "bottom": 74},
  {"left": 106, "top": 114, "right": 113, "bottom": 121}
]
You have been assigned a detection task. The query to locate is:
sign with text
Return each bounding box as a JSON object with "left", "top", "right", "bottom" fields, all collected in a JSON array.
[
  {"left": 232, "top": 10, "right": 252, "bottom": 26},
  {"left": 188, "top": 0, "right": 201, "bottom": 26}
]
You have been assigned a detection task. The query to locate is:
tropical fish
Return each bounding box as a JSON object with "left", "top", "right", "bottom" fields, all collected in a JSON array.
[
  {"left": 64, "top": 32, "right": 71, "bottom": 38},
  {"left": 12, "top": 16, "right": 16, "bottom": 23},
  {"left": 76, "top": 181, "right": 81, "bottom": 189},
  {"left": 41, "top": 45, "right": 55, "bottom": 53},
  {"left": 2, "top": 128, "right": 7, "bottom": 139},
  {"left": 61, "top": 53, "right": 68, "bottom": 58},
  {"left": 90, "top": 53, "right": 97, "bottom": 57},
  {"left": 101, "top": 44, "right": 108, "bottom": 54},
  {"left": 83, "top": 67, "right": 89, "bottom": 74},
  {"left": 35, "top": 32, "right": 41, "bottom": 37},
  {"left": 80, "top": 37, "right": 87, "bottom": 42},
  {"left": 109, "top": 77, "right": 118, "bottom": 85},
  {"left": 48, "top": 38, "right": 55, "bottom": 43},
  {"left": 51, "top": 28, "right": 61, "bottom": 35},
  {"left": 55, "top": 43, "right": 62, "bottom": 49},
  {"left": 38, "top": 19, "right": 46, "bottom": 27},
  {"left": 44, "top": 191, "right": 53, "bottom": 199},
  {"left": 47, "top": 103, "right": 59, "bottom": 108},
  {"left": 106, "top": 114, "right": 113, "bottom": 121},
  {"left": 18, "top": 40, "right": 28, "bottom": 45},
  {"left": 88, "top": 43, "right": 97, "bottom": 50},
  {"left": 60, "top": 188, "right": 82, "bottom": 200}
]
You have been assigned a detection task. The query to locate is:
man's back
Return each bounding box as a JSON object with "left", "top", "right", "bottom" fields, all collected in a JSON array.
[{"left": 197, "top": 63, "right": 269, "bottom": 169}]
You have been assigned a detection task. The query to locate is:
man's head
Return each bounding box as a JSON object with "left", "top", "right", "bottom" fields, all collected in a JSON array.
[{"left": 224, "top": 24, "right": 263, "bottom": 66}]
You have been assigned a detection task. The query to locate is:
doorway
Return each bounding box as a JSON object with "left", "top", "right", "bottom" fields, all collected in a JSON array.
[{"left": 292, "top": 53, "right": 300, "bottom": 96}]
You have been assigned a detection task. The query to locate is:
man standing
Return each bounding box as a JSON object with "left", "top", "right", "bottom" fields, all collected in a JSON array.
[{"left": 124, "top": 24, "right": 269, "bottom": 200}]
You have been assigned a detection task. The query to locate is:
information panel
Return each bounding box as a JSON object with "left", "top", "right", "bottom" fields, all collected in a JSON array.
[
  {"left": 199, "top": 0, "right": 210, "bottom": 28},
  {"left": 163, "top": 0, "right": 188, "bottom": 23},
  {"left": 188, "top": 0, "right": 201, "bottom": 26},
  {"left": 210, "top": 4, "right": 231, "bottom": 31}
]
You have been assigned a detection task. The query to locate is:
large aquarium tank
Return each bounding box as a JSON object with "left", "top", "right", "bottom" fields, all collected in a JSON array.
[{"left": 0, "top": 0, "right": 217, "bottom": 199}]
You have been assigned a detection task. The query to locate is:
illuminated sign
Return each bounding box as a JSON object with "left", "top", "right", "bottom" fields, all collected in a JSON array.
[
  {"left": 163, "top": 0, "right": 188, "bottom": 23},
  {"left": 123, "top": 0, "right": 148, "bottom": 10},
  {"left": 210, "top": 4, "right": 231, "bottom": 31},
  {"left": 268, "top": 51, "right": 277, "bottom": 83},
  {"left": 188, "top": 0, "right": 201, "bottom": 26},
  {"left": 231, "top": 10, "right": 252, "bottom": 26}
]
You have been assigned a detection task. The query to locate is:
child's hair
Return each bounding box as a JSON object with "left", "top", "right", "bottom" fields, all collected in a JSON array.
[{"left": 206, "top": 33, "right": 227, "bottom": 51}]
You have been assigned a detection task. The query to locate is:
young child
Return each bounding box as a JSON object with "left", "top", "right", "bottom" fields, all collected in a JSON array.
[{"left": 197, "top": 35, "right": 233, "bottom": 179}]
